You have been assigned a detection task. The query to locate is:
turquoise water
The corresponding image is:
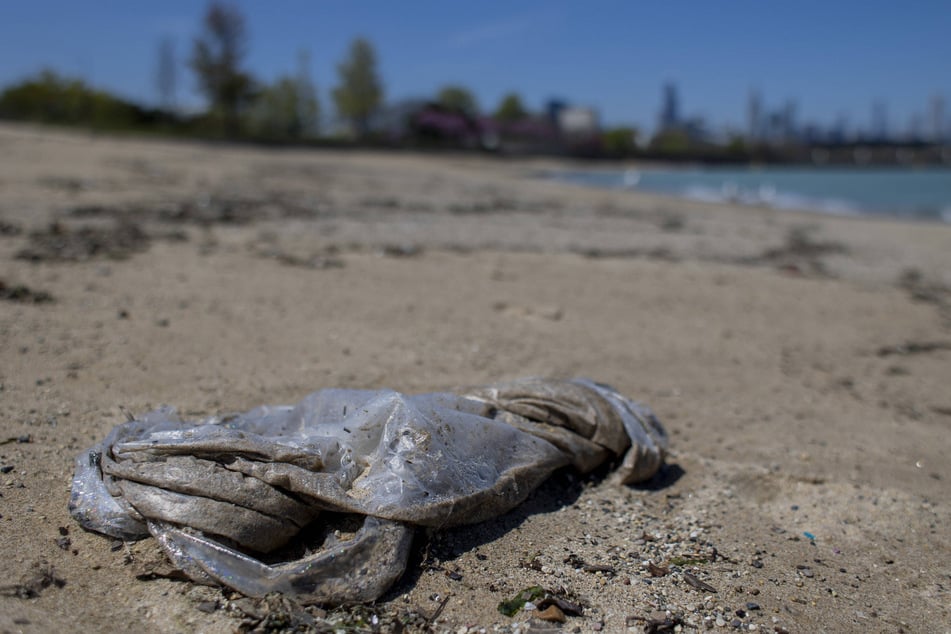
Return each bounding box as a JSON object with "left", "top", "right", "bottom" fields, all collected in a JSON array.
[{"left": 550, "top": 167, "right": 951, "bottom": 222}]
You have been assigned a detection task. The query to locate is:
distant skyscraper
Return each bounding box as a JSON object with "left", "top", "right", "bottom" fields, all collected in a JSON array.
[
  {"left": 871, "top": 101, "right": 888, "bottom": 141},
  {"left": 747, "top": 90, "right": 762, "bottom": 141},
  {"left": 830, "top": 114, "right": 848, "bottom": 144},
  {"left": 930, "top": 94, "right": 946, "bottom": 142},
  {"left": 658, "top": 82, "right": 680, "bottom": 131},
  {"left": 907, "top": 113, "right": 923, "bottom": 141},
  {"left": 782, "top": 99, "right": 797, "bottom": 140}
]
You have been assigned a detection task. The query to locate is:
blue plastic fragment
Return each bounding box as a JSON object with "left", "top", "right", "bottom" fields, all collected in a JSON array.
[{"left": 804, "top": 531, "right": 816, "bottom": 541}]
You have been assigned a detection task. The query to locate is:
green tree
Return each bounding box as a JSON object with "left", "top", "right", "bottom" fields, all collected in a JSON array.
[
  {"left": 494, "top": 92, "right": 527, "bottom": 122},
  {"left": 189, "top": 2, "right": 255, "bottom": 135},
  {"left": 0, "top": 70, "right": 143, "bottom": 128},
  {"left": 649, "top": 128, "right": 691, "bottom": 155},
  {"left": 332, "top": 38, "right": 383, "bottom": 137},
  {"left": 726, "top": 134, "right": 748, "bottom": 157},
  {"left": 437, "top": 85, "right": 478, "bottom": 114},
  {"left": 249, "top": 74, "right": 320, "bottom": 140},
  {"left": 602, "top": 126, "right": 640, "bottom": 156}
]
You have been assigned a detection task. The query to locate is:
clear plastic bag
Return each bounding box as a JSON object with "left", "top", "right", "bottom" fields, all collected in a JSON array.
[{"left": 70, "top": 378, "right": 667, "bottom": 604}]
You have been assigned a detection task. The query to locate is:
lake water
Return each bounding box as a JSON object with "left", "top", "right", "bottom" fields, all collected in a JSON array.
[{"left": 549, "top": 166, "right": 951, "bottom": 222}]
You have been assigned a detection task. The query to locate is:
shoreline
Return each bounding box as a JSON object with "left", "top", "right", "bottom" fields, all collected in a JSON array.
[
  {"left": 541, "top": 164, "right": 951, "bottom": 225},
  {"left": 0, "top": 123, "right": 948, "bottom": 633}
]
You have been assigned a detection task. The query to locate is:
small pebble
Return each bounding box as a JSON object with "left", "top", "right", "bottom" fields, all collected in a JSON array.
[
  {"left": 746, "top": 602, "right": 760, "bottom": 611},
  {"left": 730, "top": 619, "right": 741, "bottom": 628},
  {"left": 0, "top": 465, "right": 13, "bottom": 474}
]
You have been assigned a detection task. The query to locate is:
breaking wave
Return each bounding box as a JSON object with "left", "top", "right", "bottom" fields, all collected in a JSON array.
[
  {"left": 680, "top": 183, "right": 863, "bottom": 217},
  {"left": 548, "top": 167, "right": 951, "bottom": 223}
]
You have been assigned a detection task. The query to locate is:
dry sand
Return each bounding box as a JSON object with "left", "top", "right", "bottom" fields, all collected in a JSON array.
[{"left": 0, "top": 123, "right": 948, "bottom": 633}]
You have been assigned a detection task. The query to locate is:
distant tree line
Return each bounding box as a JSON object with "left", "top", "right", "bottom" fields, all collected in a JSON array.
[
  {"left": 7, "top": 1, "right": 925, "bottom": 163},
  {"left": 0, "top": 70, "right": 175, "bottom": 130},
  {"left": 0, "top": 1, "right": 638, "bottom": 155},
  {"left": 0, "top": 2, "right": 382, "bottom": 143}
]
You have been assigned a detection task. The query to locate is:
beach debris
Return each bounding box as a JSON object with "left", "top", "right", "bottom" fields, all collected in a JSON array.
[
  {"left": 498, "top": 586, "right": 547, "bottom": 617},
  {"left": 497, "top": 585, "right": 583, "bottom": 618},
  {"left": 69, "top": 378, "right": 668, "bottom": 605},
  {"left": 0, "top": 280, "right": 54, "bottom": 304},
  {"left": 563, "top": 553, "right": 616, "bottom": 575},
  {"left": 628, "top": 612, "right": 686, "bottom": 633},
  {"left": 742, "top": 226, "right": 847, "bottom": 277},
  {"left": 876, "top": 340, "right": 951, "bottom": 357},
  {"left": 0, "top": 559, "right": 66, "bottom": 599},
  {"left": 68, "top": 192, "right": 324, "bottom": 226},
  {"left": 0, "top": 435, "right": 31, "bottom": 446},
  {"left": 0, "top": 220, "right": 23, "bottom": 236},
  {"left": 668, "top": 556, "right": 708, "bottom": 567},
  {"left": 898, "top": 268, "right": 951, "bottom": 307},
  {"left": 535, "top": 604, "right": 567, "bottom": 623},
  {"left": 17, "top": 221, "right": 152, "bottom": 262},
  {"left": 683, "top": 572, "right": 718, "bottom": 593}
]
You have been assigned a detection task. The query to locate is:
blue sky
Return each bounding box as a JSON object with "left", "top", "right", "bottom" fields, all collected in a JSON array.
[{"left": 1, "top": 1, "right": 949, "bottom": 134}]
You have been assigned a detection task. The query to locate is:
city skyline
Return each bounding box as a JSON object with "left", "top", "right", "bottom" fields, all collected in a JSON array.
[{"left": 1, "top": 0, "right": 949, "bottom": 136}]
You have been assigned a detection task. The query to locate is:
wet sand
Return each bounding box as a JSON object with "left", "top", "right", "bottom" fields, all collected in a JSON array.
[{"left": 0, "top": 123, "right": 949, "bottom": 632}]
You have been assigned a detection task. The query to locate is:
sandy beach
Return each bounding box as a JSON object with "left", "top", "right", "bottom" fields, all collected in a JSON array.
[{"left": 0, "top": 123, "right": 948, "bottom": 633}]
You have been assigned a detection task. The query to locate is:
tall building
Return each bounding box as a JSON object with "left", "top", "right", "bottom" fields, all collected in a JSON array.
[
  {"left": 747, "top": 90, "right": 762, "bottom": 142},
  {"left": 830, "top": 114, "right": 849, "bottom": 144},
  {"left": 782, "top": 99, "right": 797, "bottom": 141},
  {"left": 930, "top": 95, "right": 946, "bottom": 142},
  {"left": 658, "top": 82, "right": 680, "bottom": 131},
  {"left": 907, "top": 113, "right": 922, "bottom": 141},
  {"left": 871, "top": 101, "right": 888, "bottom": 141}
]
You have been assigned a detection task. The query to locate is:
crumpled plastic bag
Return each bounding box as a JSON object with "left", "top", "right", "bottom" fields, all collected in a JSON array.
[{"left": 69, "top": 377, "right": 668, "bottom": 604}]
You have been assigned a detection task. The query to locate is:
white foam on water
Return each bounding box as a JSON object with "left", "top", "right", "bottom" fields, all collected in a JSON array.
[
  {"left": 547, "top": 169, "right": 951, "bottom": 223},
  {"left": 681, "top": 183, "right": 862, "bottom": 217}
]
